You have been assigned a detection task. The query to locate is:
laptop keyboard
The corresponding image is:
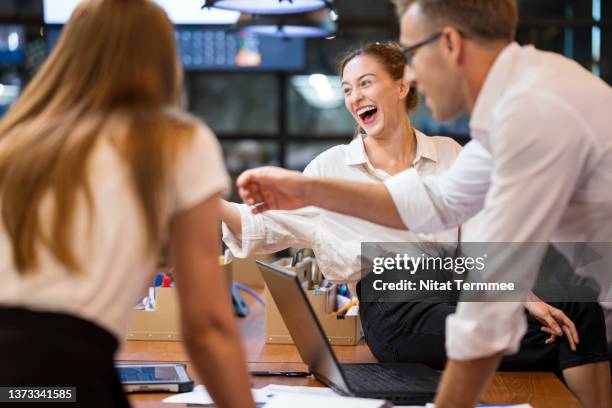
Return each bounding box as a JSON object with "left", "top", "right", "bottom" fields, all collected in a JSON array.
[{"left": 342, "top": 364, "right": 429, "bottom": 392}]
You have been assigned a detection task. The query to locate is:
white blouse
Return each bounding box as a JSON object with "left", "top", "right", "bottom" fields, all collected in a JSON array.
[
  {"left": 223, "top": 130, "right": 462, "bottom": 292},
  {"left": 0, "top": 122, "right": 229, "bottom": 339}
]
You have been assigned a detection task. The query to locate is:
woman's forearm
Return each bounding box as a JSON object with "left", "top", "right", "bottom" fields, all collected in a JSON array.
[
  {"left": 183, "top": 323, "right": 254, "bottom": 408},
  {"left": 220, "top": 199, "right": 242, "bottom": 236},
  {"left": 171, "top": 195, "right": 254, "bottom": 407}
]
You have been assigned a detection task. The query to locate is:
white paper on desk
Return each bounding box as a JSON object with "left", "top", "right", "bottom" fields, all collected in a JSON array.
[
  {"left": 419, "top": 404, "right": 532, "bottom": 408},
  {"left": 163, "top": 385, "right": 212, "bottom": 405},
  {"left": 474, "top": 405, "right": 532, "bottom": 408},
  {"left": 263, "top": 393, "right": 391, "bottom": 408},
  {"left": 259, "top": 384, "right": 338, "bottom": 397},
  {"left": 163, "top": 385, "right": 269, "bottom": 405}
]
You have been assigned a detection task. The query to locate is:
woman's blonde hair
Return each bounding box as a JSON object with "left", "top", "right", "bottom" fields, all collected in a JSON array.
[{"left": 0, "top": 0, "right": 195, "bottom": 274}]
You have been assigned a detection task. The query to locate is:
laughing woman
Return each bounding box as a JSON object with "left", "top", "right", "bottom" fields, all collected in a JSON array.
[
  {"left": 221, "top": 42, "right": 610, "bottom": 406},
  {"left": 223, "top": 42, "right": 461, "bottom": 292}
]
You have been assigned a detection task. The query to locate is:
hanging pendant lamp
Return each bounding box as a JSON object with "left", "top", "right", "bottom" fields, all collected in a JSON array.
[
  {"left": 203, "top": 0, "right": 332, "bottom": 15},
  {"left": 234, "top": 9, "right": 336, "bottom": 38}
]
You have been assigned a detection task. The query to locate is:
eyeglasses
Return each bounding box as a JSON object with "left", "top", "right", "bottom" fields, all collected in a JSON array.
[{"left": 399, "top": 32, "right": 443, "bottom": 66}]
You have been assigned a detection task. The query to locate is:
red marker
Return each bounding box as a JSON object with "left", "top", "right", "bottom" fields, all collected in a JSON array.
[{"left": 162, "top": 274, "right": 171, "bottom": 288}]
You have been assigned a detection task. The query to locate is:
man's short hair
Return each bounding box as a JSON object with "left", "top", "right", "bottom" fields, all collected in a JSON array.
[{"left": 392, "top": 0, "right": 518, "bottom": 43}]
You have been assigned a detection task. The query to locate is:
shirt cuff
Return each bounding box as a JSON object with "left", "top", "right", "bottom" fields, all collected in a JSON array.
[
  {"left": 383, "top": 168, "right": 441, "bottom": 233},
  {"left": 221, "top": 203, "right": 267, "bottom": 258},
  {"left": 445, "top": 302, "right": 527, "bottom": 361}
]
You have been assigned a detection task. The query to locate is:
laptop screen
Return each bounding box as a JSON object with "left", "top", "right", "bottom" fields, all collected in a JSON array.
[{"left": 257, "top": 261, "right": 351, "bottom": 394}]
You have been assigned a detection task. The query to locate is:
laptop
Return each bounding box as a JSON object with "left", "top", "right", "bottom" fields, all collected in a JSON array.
[{"left": 257, "top": 260, "right": 440, "bottom": 405}]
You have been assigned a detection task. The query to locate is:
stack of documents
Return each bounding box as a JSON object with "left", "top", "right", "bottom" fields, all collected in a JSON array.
[
  {"left": 264, "top": 393, "right": 391, "bottom": 407},
  {"left": 412, "top": 404, "right": 532, "bottom": 408},
  {"left": 163, "top": 384, "right": 532, "bottom": 408},
  {"left": 424, "top": 405, "right": 532, "bottom": 408},
  {"left": 163, "top": 384, "right": 387, "bottom": 407}
]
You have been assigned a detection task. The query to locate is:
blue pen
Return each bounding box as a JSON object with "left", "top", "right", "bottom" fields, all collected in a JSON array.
[{"left": 153, "top": 272, "right": 164, "bottom": 287}]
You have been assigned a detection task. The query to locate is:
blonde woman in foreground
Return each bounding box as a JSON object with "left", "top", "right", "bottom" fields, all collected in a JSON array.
[{"left": 0, "top": 1, "right": 254, "bottom": 407}]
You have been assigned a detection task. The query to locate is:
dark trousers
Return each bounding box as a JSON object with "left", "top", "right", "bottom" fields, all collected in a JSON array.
[
  {"left": 0, "top": 307, "right": 130, "bottom": 408},
  {"left": 358, "top": 294, "right": 609, "bottom": 373}
]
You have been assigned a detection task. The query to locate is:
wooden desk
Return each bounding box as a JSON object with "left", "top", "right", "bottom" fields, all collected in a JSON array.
[{"left": 118, "top": 290, "right": 580, "bottom": 407}]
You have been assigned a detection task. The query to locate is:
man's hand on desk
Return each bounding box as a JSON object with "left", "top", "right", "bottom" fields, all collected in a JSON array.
[{"left": 237, "top": 166, "right": 310, "bottom": 213}]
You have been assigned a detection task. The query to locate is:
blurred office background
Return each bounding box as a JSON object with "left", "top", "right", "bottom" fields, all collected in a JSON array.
[{"left": 0, "top": 0, "right": 610, "bottom": 200}]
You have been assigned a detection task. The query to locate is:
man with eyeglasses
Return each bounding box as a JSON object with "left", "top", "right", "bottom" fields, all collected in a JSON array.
[{"left": 237, "top": 0, "right": 612, "bottom": 407}]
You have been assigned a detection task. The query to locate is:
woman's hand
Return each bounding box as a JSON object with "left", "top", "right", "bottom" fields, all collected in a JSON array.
[{"left": 524, "top": 298, "right": 579, "bottom": 351}]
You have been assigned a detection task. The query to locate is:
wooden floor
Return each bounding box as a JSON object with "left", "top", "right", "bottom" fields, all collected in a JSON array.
[{"left": 118, "top": 289, "right": 581, "bottom": 407}]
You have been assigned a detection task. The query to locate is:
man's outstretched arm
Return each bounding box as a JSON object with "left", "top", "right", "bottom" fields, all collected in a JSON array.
[
  {"left": 308, "top": 177, "right": 405, "bottom": 229},
  {"left": 238, "top": 141, "right": 493, "bottom": 234},
  {"left": 237, "top": 166, "right": 406, "bottom": 229}
]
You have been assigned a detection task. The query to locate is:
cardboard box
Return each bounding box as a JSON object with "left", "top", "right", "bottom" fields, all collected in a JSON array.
[
  {"left": 231, "top": 254, "right": 275, "bottom": 288},
  {"left": 264, "top": 259, "right": 362, "bottom": 346},
  {"left": 127, "top": 256, "right": 232, "bottom": 341}
]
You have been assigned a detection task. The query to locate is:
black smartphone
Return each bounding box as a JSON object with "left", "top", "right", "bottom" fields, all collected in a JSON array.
[{"left": 115, "top": 363, "right": 194, "bottom": 393}]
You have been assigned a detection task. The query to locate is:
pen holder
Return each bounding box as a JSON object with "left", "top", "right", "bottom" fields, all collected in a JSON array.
[
  {"left": 263, "top": 258, "right": 362, "bottom": 346},
  {"left": 127, "top": 256, "right": 232, "bottom": 341}
]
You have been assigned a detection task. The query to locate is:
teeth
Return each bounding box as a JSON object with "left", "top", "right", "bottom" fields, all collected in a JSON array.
[{"left": 357, "top": 106, "right": 377, "bottom": 115}]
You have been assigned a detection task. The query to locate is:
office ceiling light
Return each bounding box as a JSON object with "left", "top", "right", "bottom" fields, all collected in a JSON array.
[
  {"left": 203, "top": 0, "right": 331, "bottom": 15},
  {"left": 0, "top": 84, "right": 20, "bottom": 107},
  {"left": 291, "top": 74, "right": 344, "bottom": 109},
  {"left": 232, "top": 8, "right": 336, "bottom": 38}
]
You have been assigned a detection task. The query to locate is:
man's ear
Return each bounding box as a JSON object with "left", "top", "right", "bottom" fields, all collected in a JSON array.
[{"left": 442, "top": 26, "right": 464, "bottom": 65}]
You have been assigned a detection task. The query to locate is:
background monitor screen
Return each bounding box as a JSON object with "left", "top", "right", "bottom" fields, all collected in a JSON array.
[
  {"left": 43, "top": 1, "right": 305, "bottom": 71},
  {"left": 43, "top": 0, "right": 240, "bottom": 25},
  {"left": 175, "top": 28, "right": 305, "bottom": 71},
  {"left": 44, "top": 26, "right": 305, "bottom": 71}
]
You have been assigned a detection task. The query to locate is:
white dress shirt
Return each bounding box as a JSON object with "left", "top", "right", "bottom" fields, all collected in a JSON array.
[
  {"left": 384, "top": 43, "right": 612, "bottom": 360},
  {"left": 385, "top": 139, "right": 492, "bottom": 234},
  {"left": 223, "top": 130, "right": 462, "bottom": 293}
]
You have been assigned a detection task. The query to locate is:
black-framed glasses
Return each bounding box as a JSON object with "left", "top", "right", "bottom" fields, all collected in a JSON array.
[{"left": 399, "top": 32, "right": 443, "bottom": 65}]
